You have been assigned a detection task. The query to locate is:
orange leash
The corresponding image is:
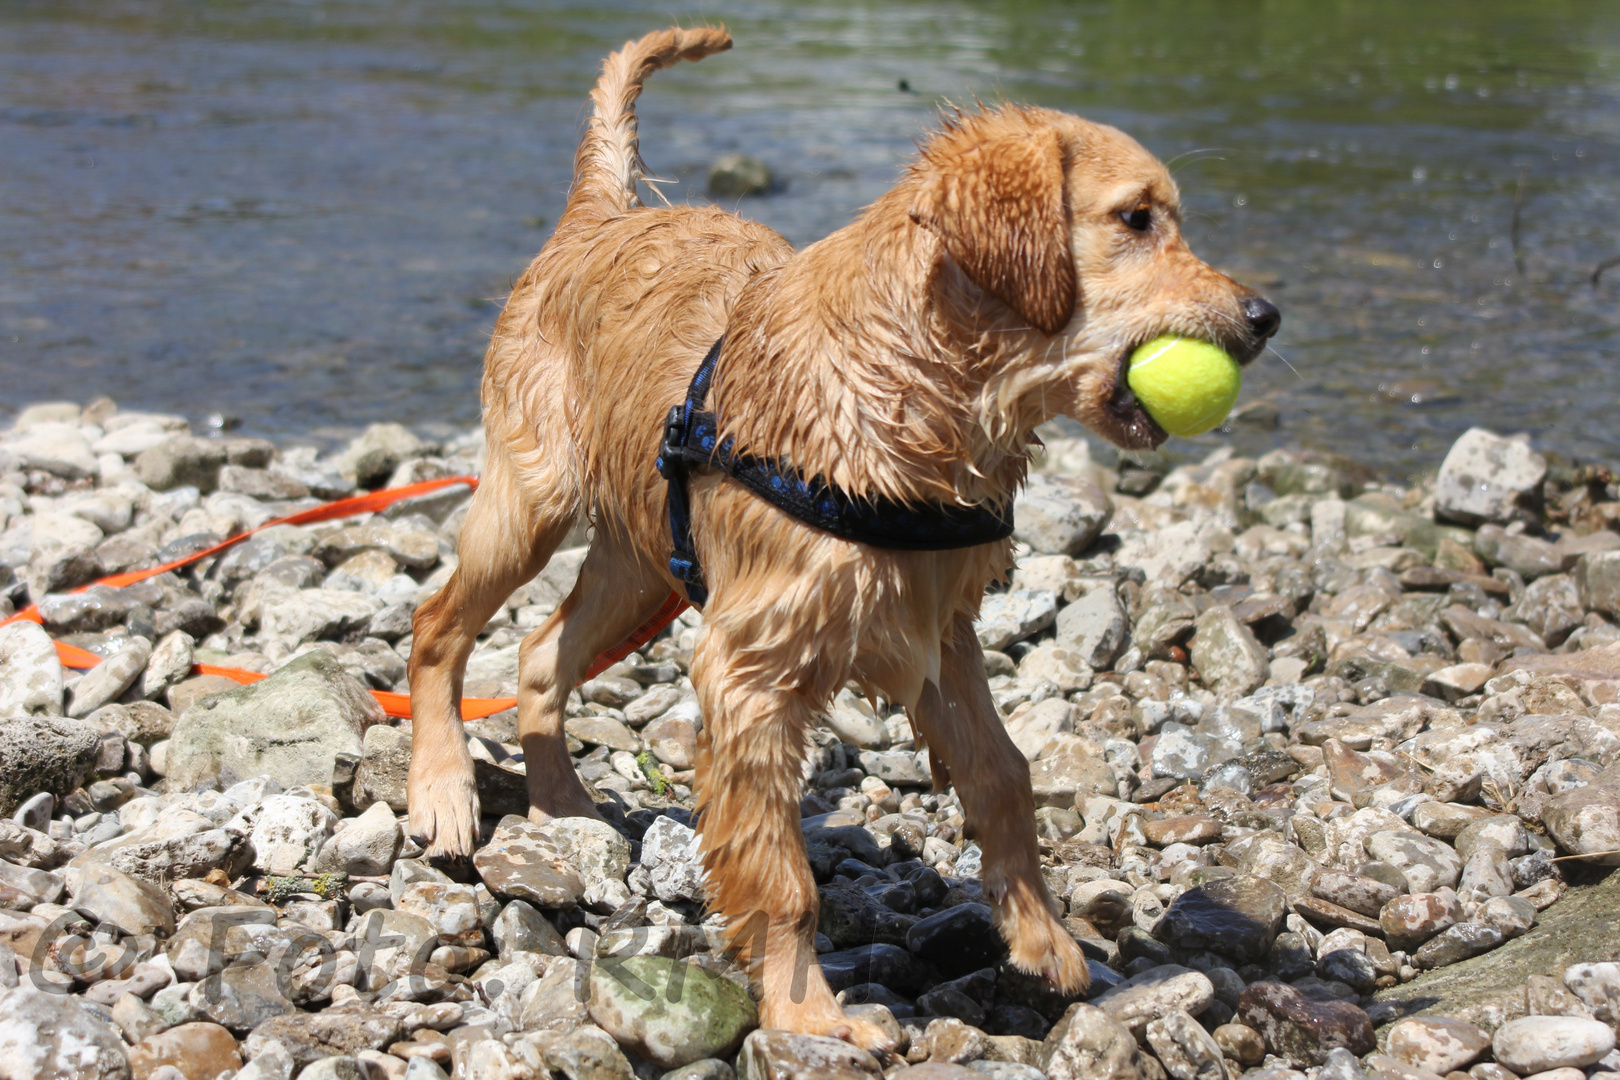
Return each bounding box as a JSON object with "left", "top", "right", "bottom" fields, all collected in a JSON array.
[{"left": 2, "top": 476, "right": 689, "bottom": 720}]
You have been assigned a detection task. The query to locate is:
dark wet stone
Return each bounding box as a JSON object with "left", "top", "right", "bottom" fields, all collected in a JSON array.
[
  {"left": 1237, "top": 980, "right": 1375, "bottom": 1067},
  {"left": 1152, "top": 874, "right": 1288, "bottom": 964},
  {"left": 818, "top": 882, "right": 918, "bottom": 949},
  {"left": 819, "top": 943, "right": 933, "bottom": 995},
  {"left": 905, "top": 903, "right": 1007, "bottom": 979}
]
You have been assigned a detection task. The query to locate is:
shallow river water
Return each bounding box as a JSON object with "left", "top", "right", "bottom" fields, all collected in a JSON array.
[{"left": 2, "top": 1, "right": 1617, "bottom": 476}]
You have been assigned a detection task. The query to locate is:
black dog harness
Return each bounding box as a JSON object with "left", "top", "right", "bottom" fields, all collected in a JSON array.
[{"left": 655, "top": 337, "right": 1014, "bottom": 605}]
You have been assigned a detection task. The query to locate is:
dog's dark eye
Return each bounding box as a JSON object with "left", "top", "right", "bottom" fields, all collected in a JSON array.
[{"left": 1120, "top": 206, "right": 1153, "bottom": 232}]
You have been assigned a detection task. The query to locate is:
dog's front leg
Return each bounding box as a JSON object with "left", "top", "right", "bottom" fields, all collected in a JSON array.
[
  {"left": 912, "top": 615, "right": 1091, "bottom": 995},
  {"left": 691, "top": 636, "right": 897, "bottom": 1053}
]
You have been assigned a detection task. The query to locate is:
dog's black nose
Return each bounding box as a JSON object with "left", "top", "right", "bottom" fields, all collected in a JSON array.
[{"left": 1242, "top": 296, "right": 1281, "bottom": 340}]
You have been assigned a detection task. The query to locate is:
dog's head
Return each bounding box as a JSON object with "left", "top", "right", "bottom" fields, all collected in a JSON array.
[{"left": 906, "top": 105, "right": 1280, "bottom": 451}]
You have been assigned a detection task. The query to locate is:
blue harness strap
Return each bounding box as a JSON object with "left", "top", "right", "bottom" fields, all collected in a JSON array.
[{"left": 655, "top": 337, "right": 1015, "bottom": 606}]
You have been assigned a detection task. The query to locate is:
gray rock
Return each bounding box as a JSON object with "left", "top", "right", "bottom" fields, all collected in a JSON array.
[
  {"left": 491, "top": 899, "right": 567, "bottom": 957},
  {"left": 1029, "top": 734, "right": 1118, "bottom": 805},
  {"left": 1576, "top": 551, "right": 1620, "bottom": 620},
  {"left": 353, "top": 722, "right": 411, "bottom": 812},
  {"left": 1365, "top": 831, "right": 1463, "bottom": 893},
  {"left": 821, "top": 689, "right": 890, "bottom": 751},
  {"left": 1413, "top": 922, "right": 1505, "bottom": 969},
  {"left": 0, "top": 985, "right": 132, "bottom": 1078},
  {"left": 588, "top": 955, "right": 757, "bottom": 1068},
  {"left": 1054, "top": 585, "right": 1128, "bottom": 669},
  {"left": 0, "top": 620, "right": 64, "bottom": 716},
  {"left": 23, "top": 513, "right": 106, "bottom": 598},
  {"left": 68, "top": 636, "right": 152, "bottom": 718},
  {"left": 735, "top": 1029, "right": 878, "bottom": 1079},
  {"left": 243, "top": 1006, "right": 406, "bottom": 1068},
  {"left": 707, "top": 154, "right": 774, "bottom": 199},
  {"left": 252, "top": 584, "right": 383, "bottom": 647},
  {"left": 10, "top": 423, "right": 99, "bottom": 479},
  {"left": 143, "top": 631, "right": 195, "bottom": 699},
  {"left": 1004, "top": 697, "right": 1074, "bottom": 760},
  {"left": 70, "top": 863, "right": 176, "bottom": 935},
  {"left": 164, "top": 650, "right": 380, "bottom": 791},
  {"left": 1044, "top": 1002, "right": 1148, "bottom": 1080},
  {"left": 1474, "top": 525, "right": 1561, "bottom": 580},
  {"left": 136, "top": 436, "right": 228, "bottom": 493},
  {"left": 975, "top": 590, "right": 1058, "bottom": 652},
  {"left": 1013, "top": 473, "right": 1113, "bottom": 556},
  {"left": 1092, "top": 965, "right": 1216, "bottom": 1035},
  {"left": 74, "top": 807, "right": 240, "bottom": 883},
  {"left": 1540, "top": 769, "right": 1620, "bottom": 865},
  {"left": 640, "top": 815, "right": 707, "bottom": 904},
  {"left": 1150, "top": 723, "right": 1237, "bottom": 781},
  {"left": 90, "top": 700, "right": 177, "bottom": 747},
  {"left": 330, "top": 423, "right": 424, "bottom": 487},
  {"left": 1433, "top": 428, "right": 1546, "bottom": 527},
  {"left": 1146, "top": 1008, "right": 1228, "bottom": 1080},
  {"left": 0, "top": 713, "right": 102, "bottom": 815},
  {"left": 1191, "top": 607, "right": 1269, "bottom": 699},
  {"left": 310, "top": 799, "right": 401, "bottom": 876}
]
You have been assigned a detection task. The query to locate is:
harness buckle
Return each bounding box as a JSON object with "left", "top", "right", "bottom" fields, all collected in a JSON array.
[{"left": 657, "top": 405, "right": 686, "bottom": 480}]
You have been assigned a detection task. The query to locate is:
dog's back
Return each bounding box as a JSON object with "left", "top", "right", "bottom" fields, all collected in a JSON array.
[{"left": 481, "top": 27, "right": 792, "bottom": 544}]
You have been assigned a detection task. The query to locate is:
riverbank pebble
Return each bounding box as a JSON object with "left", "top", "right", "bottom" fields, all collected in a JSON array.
[{"left": 1, "top": 403, "right": 1619, "bottom": 1079}]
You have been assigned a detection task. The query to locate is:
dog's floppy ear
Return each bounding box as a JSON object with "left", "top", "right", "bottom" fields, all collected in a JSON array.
[{"left": 909, "top": 124, "right": 1076, "bottom": 335}]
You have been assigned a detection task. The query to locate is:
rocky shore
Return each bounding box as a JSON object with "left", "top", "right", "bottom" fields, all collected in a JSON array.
[{"left": 2, "top": 398, "right": 1620, "bottom": 1080}]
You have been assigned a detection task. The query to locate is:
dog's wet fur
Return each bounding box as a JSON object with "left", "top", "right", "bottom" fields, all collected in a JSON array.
[{"left": 405, "top": 26, "right": 1278, "bottom": 1049}]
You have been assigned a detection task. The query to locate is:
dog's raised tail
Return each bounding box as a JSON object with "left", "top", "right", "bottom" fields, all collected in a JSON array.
[{"left": 568, "top": 27, "right": 731, "bottom": 216}]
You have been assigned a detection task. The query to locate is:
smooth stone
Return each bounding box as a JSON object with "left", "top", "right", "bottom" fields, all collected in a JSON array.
[
  {"left": 1386, "top": 1018, "right": 1492, "bottom": 1075},
  {"left": 1366, "top": 832, "right": 1463, "bottom": 894},
  {"left": 71, "top": 864, "right": 177, "bottom": 936},
  {"left": 1492, "top": 1017, "right": 1616, "bottom": 1073},
  {"left": 907, "top": 904, "right": 1007, "bottom": 980},
  {"left": 0, "top": 985, "right": 132, "bottom": 1079},
  {"left": 243, "top": 1007, "right": 407, "bottom": 1069},
  {"left": 1380, "top": 890, "right": 1463, "bottom": 952},
  {"left": 1236, "top": 980, "right": 1375, "bottom": 1067},
  {"left": 587, "top": 955, "right": 757, "bottom": 1068},
  {"left": 1145, "top": 1007, "right": 1228, "bottom": 1080},
  {"left": 472, "top": 819, "right": 587, "bottom": 908},
  {"left": 164, "top": 651, "right": 380, "bottom": 791},
  {"left": 735, "top": 1028, "right": 879, "bottom": 1079},
  {"left": 1414, "top": 923, "right": 1506, "bottom": 970},
  {"left": 126, "top": 1021, "right": 242, "bottom": 1080},
  {"left": 1091, "top": 965, "right": 1215, "bottom": 1035},
  {"left": 1044, "top": 1002, "right": 1149, "bottom": 1080},
  {"left": 1151, "top": 875, "right": 1287, "bottom": 963},
  {"left": 0, "top": 620, "right": 65, "bottom": 717}
]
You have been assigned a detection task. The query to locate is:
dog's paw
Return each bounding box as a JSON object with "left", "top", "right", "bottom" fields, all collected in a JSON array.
[
  {"left": 407, "top": 760, "right": 481, "bottom": 861},
  {"left": 1004, "top": 908, "right": 1091, "bottom": 996},
  {"left": 832, "top": 1014, "right": 901, "bottom": 1056}
]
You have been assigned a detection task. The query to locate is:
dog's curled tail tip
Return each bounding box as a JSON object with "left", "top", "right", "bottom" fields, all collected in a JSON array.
[{"left": 571, "top": 26, "right": 732, "bottom": 214}]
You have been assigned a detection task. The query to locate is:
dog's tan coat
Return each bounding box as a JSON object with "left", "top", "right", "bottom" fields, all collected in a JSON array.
[{"left": 406, "top": 26, "right": 1275, "bottom": 1047}]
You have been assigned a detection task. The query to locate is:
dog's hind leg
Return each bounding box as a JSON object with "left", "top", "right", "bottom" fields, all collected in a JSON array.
[
  {"left": 407, "top": 450, "right": 577, "bottom": 864},
  {"left": 911, "top": 615, "right": 1091, "bottom": 995},
  {"left": 514, "top": 530, "right": 674, "bottom": 821},
  {"left": 690, "top": 630, "right": 897, "bottom": 1053}
]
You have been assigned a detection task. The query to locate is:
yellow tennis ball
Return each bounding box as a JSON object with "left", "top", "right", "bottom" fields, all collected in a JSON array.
[{"left": 1126, "top": 336, "right": 1242, "bottom": 438}]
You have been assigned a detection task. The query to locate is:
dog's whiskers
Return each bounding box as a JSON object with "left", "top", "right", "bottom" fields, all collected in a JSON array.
[{"left": 1267, "top": 343, "right": 1305, "bottom": 381}]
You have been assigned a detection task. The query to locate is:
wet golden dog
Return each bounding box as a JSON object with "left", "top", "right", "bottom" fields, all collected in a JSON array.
[{"left": 406, "top": 26, "right": 1279, "bottom": 1048}]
